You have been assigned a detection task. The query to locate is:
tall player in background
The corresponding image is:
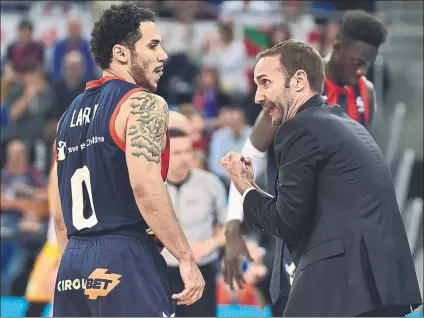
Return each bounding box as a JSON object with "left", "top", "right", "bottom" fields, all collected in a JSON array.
[
  {"left": 224, "top": 10, "right": 388, "bottom": 315},
  {"left": 51, "top": 3, "right": 204, "bottom": 316}
]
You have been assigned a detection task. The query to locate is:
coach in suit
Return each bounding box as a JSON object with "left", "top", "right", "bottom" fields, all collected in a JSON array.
[{"left": 220, "top": 40, "right": 422, "bottom": 317}]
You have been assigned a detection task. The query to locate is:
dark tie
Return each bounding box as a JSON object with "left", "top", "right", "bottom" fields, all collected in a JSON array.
[{"left": 270, "top": 238, "right": 285, "bottom": 304}]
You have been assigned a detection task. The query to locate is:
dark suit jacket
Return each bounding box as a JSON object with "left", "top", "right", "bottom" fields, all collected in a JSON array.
[{"left": 243, "top": 95, "right": 422, "bottom": 317}]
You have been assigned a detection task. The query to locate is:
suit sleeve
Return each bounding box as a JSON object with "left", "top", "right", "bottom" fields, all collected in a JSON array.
[{"left": 243, "top": 119, "right": 324, "bottom": 243}]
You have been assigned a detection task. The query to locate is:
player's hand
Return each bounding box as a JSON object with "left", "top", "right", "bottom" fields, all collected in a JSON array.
[
  {"left": 214, "top": 226, "right": 227, "bottom": 247},
  {"left": 223, "top": 220, "right": 254, "bottom": 290},
  {"left": 173, "top": 256, "right": 205, "bottom": 306},
  {"left": 244, "top": 263, "right": 268, "bottom": 286}
]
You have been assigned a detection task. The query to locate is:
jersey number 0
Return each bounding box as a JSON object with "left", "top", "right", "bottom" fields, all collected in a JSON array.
[{"left": 71, "top": 166, "right": 99, "bottom": 230}]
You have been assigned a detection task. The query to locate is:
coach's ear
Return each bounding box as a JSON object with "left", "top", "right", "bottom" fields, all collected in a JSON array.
[
  {"left": 112, "top": 44, "right": 129, "bottom": 64},
  {"left": 293, "top": 70, "right": 308, "bottom": 92}
]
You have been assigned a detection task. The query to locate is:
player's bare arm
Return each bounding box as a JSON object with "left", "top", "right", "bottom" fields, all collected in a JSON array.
[
  {"left": 121, "top": 91, "right": 204, "bottom": 305},
  {"left": 125, "top": 91, "right": 192, "bottom": 258},
  {"left": 127, "top": 93, "right": 167, "bottom": 162},
  {"left": 225, "top": 109, "right": 276, "bottom": 289},
  {"left": 51, "top": 162, "right": 69, "bottom": 258},
  {"left": 249, "top": 109, "right": 278, "bottom": 152}
]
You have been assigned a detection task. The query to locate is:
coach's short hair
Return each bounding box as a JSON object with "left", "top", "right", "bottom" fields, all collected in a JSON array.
[
  {"left": 169, "top": 128, "right": 189, "bottom": 138},
  {"left": 338, "top": 10, "right": 388, "bottom": 48},
  {"left": 90, "top": 3, "right": 155, "bottom": 70},
  {"left": 257, "top": 40, "right": 325, "bottom": 94}
]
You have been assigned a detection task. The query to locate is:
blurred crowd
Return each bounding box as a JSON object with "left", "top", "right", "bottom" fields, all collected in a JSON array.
[{"left": 1, "top": 0, "right": 421, "bottom": 317}]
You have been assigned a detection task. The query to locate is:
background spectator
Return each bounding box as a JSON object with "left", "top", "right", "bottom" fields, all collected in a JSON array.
[
  {"left": 3, "top": 19, "right": 44, "bottom": 72},
  {"left": 45, "top": 50, "right": 87, "bottom": 146},
  {"left": 316, "top": 19, "right": 340, "bottom": 58},
  {"left": 1, "top": 63, "right": 53, "bottom": 167},
  {"left": 202, "top": 22, "right": 250, "bottom": 96},
  {"left": 169, "top": 110, "right": 192, "bottom": 133},
  {"left": 192, "top": 66, "right": 231, "bottom": 121},
  {"left": 268, "top": 23, "right": 292, "bottom": 47},
  {"left": 163, "top": 127, "right": 227, "bottom": 317},
  {"left": 177, "top": 104, "right": 208, "bottom": 152},
  {"left": 52, "top": 16, "right": 95, "bottom": 81},
  {"left": 208, "top": 106, "right": 251, "bottom": 188},
  {"left": 1, "top": 139, "right": 48, "bottom": 296}
]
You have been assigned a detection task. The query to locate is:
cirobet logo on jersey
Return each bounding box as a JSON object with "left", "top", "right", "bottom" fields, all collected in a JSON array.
[{"left": 56, "top": 268, "right": 121, "bottom": 300}]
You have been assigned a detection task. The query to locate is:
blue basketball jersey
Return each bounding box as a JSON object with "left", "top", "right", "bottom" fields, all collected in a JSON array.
[{"left": 54, "top": 76, "right": 170, "bottom": 242}]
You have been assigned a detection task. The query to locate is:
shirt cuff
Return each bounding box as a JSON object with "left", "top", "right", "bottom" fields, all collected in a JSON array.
[{"left": 244, "top": 138, "right": 267, "bottom": 159}]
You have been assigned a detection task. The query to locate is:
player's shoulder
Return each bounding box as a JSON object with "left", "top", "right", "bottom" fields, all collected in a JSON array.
[
  {"left": 70, "top": 91, "right": 85, "bottom": 106},
  {"left": 59, "top": 93, "right": 85, "bottom": 124},
  {"left": 123, "top": 91, "right": 169, "bottom": 135},
  {"left": 125, "top": 90, "right": 168, "bottom": 109},
  {"left": 359, "top": 76, "right": 376, "bottom": 109},
  {"left": 361, "top": 76, "right": 375, "bottom": 92}
]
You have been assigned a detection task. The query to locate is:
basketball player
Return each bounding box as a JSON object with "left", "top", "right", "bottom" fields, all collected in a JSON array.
[
  {"left": 224, "top": 10, "right": 388, "bottom": 315},
  {"left": 51, "top": 3, "right": 204, "bottom": 316}
]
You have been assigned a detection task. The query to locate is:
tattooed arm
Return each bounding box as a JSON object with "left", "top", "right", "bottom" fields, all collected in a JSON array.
[{"left": 123, "top": 91, "right": 194, "bottom": 262}]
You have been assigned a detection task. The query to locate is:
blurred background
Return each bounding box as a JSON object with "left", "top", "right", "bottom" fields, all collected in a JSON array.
[{"left": 1, "top": 0, "right": 422, "bottom": 317}]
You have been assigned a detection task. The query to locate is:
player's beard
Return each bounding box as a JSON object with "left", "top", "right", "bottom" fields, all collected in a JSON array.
[{"left": 129, "top": 53, "right": 154, "bottom": 92}]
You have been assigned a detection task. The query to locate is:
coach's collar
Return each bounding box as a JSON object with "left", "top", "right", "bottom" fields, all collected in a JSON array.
[{"left": 296, "top": 94, "right": 326, "bottom": 115}]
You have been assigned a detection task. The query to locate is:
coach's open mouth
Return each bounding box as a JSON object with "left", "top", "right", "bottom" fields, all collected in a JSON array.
[
  {"left": 154, "top": 67, "right": 163, "bottom": 77},
  {"left": 270, "top": 107, "right": 279, "bottom": 118},
  {"left": 264, "top": 105, "right": 279, "bottom": 118}
]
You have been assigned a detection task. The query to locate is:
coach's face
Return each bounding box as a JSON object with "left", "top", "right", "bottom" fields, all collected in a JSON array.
[
  {"left": 169, "top": 136, "right": 193, "bottom": 177},
  {"left": 254, "top": 56, "right": 293, "bottom": 127},
  {"left": 130, "top": 21, "right": 168, "bottom": 92}
]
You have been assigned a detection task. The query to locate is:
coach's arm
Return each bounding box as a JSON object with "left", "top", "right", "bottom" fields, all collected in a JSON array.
[{"left": 239, "top": 119, "right": 323, "bottom": 243}]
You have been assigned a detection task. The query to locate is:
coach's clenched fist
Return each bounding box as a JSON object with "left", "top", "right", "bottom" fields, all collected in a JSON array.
[{"left": 220, "top": 151, "right": 255, "bottom": 195}]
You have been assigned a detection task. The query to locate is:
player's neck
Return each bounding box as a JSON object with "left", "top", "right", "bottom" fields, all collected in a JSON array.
[{"left": 102, "top": 69, "right": 136, "bottom": 85}]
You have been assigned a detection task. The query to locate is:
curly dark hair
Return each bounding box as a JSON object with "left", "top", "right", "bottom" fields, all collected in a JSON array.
[
  {"left": 90, "top": 2, "right": 155, "bottom": 70},
  {"left": 338, "top": 10, "right": 388, "bottom": 48}
]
